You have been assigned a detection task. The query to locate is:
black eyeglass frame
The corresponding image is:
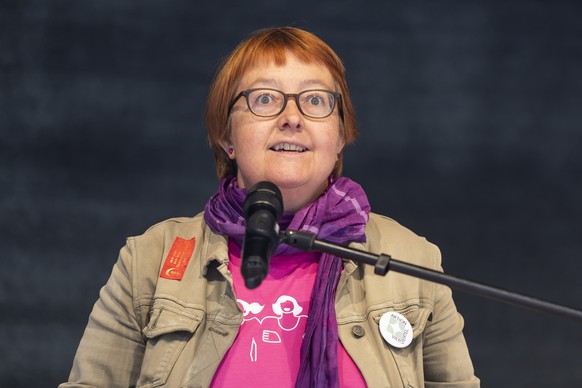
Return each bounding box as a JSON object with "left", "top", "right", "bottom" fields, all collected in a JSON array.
[{"left": 227, "top": 88, "right": 344, "bottom": 120}]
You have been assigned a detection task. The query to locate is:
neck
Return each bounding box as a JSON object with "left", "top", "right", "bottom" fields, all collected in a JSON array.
[{"left": 280, "top": 180, "right": 329, "bottom": 212}]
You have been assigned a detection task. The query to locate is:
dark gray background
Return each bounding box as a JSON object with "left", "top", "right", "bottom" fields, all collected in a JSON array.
[{"left": 2, "top": 0, "right": 582, "bottom": 387}]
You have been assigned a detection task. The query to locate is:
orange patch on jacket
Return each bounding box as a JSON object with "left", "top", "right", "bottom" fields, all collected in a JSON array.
[{"left": 160, "top": 237, "right": 196, "bottom": 280}]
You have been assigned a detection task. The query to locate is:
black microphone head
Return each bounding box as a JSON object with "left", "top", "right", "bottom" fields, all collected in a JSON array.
[
  {"left": 241, "top": 181, "right": 283, "bottom": 289},
  {"left": 244, "top": 181, "right": 283, "bottom": 220}
]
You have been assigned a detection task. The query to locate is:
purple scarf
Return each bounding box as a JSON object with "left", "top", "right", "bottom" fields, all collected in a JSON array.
[{"left": 204, "top": 177, "right": 370, "bottom": 387}]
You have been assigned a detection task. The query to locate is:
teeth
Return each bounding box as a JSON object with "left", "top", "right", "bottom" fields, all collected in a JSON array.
[{"left": 272, "top": 143, "right": 306, "bottom": 152}]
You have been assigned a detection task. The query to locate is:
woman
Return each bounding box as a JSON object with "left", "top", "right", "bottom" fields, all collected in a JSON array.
[{"left": 61, "top": 27, "right": 479, "bottom": 387}]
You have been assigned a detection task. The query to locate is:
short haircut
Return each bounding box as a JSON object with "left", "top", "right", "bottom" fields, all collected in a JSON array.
[{"left": 205, "top": 27, "right": 358, "bottom": 179}]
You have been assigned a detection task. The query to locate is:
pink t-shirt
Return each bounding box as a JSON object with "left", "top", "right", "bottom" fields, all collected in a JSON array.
[{"left": 211, "top": 241, "right": 366, "bottom": 387}]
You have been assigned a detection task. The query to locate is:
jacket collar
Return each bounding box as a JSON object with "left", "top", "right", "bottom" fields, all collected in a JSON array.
[
  {"left": 196, "top": 223, "right": 370, "bottom": 276},
  {"left": 200, "top": 219, "right": 230, "bottom": 275}
]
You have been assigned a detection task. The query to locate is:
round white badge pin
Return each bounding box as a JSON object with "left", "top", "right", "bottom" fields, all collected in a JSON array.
[{"left": 379, "top": 311, "right": 413, "bottom": 348}]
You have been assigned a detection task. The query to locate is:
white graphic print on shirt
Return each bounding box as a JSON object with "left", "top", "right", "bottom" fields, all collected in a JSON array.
[{"left": 237, "top": 295, "right": 308, "bottom": 362}]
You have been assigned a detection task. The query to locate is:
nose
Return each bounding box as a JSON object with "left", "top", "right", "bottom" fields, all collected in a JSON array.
[{"left": 277, "top": 97, "right": 303, "bottom": 130}]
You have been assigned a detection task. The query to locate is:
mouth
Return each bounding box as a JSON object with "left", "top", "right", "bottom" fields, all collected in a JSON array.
[{"left": 270, "top": 142, "right": 308, "bottom": 152}]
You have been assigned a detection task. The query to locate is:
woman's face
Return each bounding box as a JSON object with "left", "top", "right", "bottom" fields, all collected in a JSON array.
[{"left": 225, "top": 53, "right": 345, "bottom": 212}]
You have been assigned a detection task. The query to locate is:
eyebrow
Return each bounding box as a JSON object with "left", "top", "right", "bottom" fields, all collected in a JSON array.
[
  {"left": 301, "top": 79, "right": 332, "bottom": 89},
  {"left": 250, "top": 77, "right": 277, "bottom": 86},
  {"left": 248, "top": 77, "right": 333, "bottom": 90}
]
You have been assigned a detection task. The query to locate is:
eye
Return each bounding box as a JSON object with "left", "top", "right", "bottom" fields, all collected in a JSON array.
[
  {"left": 303, "top": 93, "right": 325, "bottom": 106},
  {"left": 254, "top": 92, "right": 278, "bottom": 105}
]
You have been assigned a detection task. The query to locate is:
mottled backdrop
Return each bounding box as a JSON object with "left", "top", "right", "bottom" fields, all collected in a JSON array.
[{"left": 2, "top": 0, "right": 582, "bottom": 387}]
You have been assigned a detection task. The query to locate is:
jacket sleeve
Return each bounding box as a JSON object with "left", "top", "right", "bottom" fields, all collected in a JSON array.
[
  {"left": 422, "top": 245, "right": 480, "bottom": 387},
  {"left": 59, "top": 238, "right": 146, "bottom": 388}
]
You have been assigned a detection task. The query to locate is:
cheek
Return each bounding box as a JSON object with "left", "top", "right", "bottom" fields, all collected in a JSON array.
[
  {"left": 335, "top": 135, "right": 345, "bottom": 153},
  {"left": 325, "top": 119, "right": 343, "bottom": 150},
  {"left": 231, "top": 117, "right": 270, "bottom": 147},
  {"left": 230, "top": 126, "right": 252, "bottom": 150},
  {"left": 327, "top": 125, "right": 345, "bottom": 154}
]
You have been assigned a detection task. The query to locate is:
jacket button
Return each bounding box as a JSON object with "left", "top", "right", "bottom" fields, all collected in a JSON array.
[{"left": 352, "top": 325, "right": 365, "bottom": 338}]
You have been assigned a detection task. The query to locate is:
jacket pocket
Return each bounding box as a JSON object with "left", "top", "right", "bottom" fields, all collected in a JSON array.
[
  {"left": 137, "top": 299, "right": 205, "bottom": 388},
  {"left": 371, "top": 303, "right": 432, "bottom": 340},
  {"left": 371, "top": 303, "right": 433, "bottom": 388}
]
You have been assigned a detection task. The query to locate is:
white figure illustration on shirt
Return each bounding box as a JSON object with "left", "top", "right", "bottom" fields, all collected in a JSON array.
[{"left": 237, "top": 295, "right": 308, "bottom": 362}]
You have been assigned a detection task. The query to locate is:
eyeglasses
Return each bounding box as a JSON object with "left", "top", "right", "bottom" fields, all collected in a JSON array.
[{"left": 228, "top": 88, "right": 342, "bottom": 119}]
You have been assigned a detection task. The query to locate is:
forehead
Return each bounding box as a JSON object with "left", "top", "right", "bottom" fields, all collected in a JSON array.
[{"left": 238, "top": 53, "right": 335, "bottom": 90}]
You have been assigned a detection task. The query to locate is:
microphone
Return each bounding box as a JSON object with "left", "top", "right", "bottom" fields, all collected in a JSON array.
[{"left": 241, "top": 181, "right": 283, "bottom": 289}]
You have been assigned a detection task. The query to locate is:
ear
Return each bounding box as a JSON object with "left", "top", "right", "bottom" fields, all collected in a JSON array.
[{"left": 219, "top": 140, "right": 235, "bottom": 159}]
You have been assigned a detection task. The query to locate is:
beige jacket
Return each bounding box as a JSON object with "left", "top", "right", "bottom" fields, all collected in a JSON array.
[{"left": 61, "top": 212, "right": 479, "bottom": 387}]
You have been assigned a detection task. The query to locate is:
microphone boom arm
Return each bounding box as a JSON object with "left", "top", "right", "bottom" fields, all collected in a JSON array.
[{"left": 280, "top": 229, "right": 582, "bottom": 322}]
